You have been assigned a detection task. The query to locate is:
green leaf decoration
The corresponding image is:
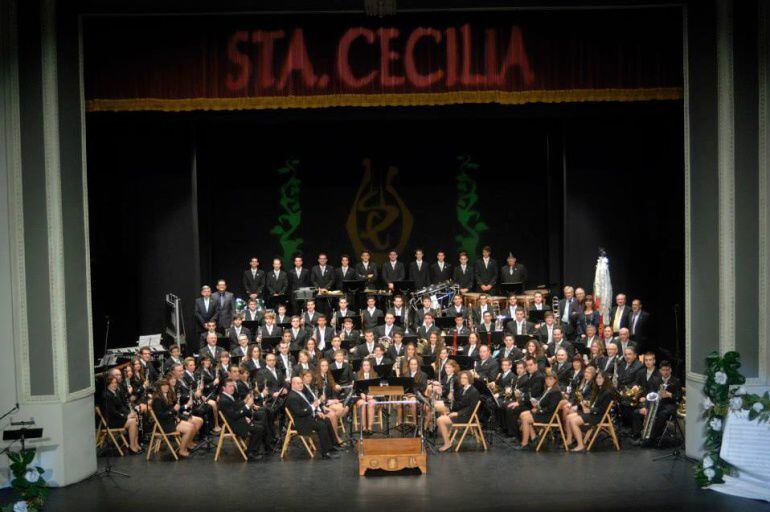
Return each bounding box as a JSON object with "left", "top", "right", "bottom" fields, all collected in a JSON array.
[
  {"left": 271, "top": 159, "right": 303, "bottom": 263},
  {"left": 455, "top": 154, "right": 488, "bottom": 257}
]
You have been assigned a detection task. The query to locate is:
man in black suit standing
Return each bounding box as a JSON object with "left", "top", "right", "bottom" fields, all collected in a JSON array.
[
  {"left": 194, "top": 285, "right": 219, "bottom": 350},
  {"left": 558, "top": 286, "right": 581, "bottom": 339},
  {"left": 381, "top": 250, "right": 406, "bottom": 291},
  {"left": 453, "top": 251, "right": 474, "bottom": 293},
  {"left": 408, "top": 248, "right": 431, "bottom": 290},
  {"left": 474, "top": 246, "right": 498, "bottom": 293},
  {"left": 430, "top": 250, "right": 453, "bottom": 284},
  {"left": 212, "top": 279, "right": 235, "bottom": 332},
  {"left": 288, "top": 255, "right": 311, "bottom": 314},
  {"left": 311, "top": 252, "right": 335, "bottom": 291},
  {"left": 609, "top": 293, "right": 631, "bottom": 335},
  {"left": 286, "top": 376, "right": 340, "bottom": 459},
  {"left": 355, "top": 250, "right": 378, "bottom": 289},
  {"left": 226, "top": 314, "right": 251, "bottom": 350},
  {"left": 335, "top": 254, "right": 357, "bottom": 290},
  {"left": 628, "top": 298, "right": 651, "bottom": 349},
  {"left": 266, "top": 258, "right": 289, "bottom": 300},
  {"left": 218, "top": 379, "right": 265, "bottom": 461},
  {"left": 242, "top": 257, "right": 265, "bottom": 301},
  {"left": 499, "top": 253, "right": 528, "bottom": 289},
  {"left": 199, "top": 332, "right": 223, "bottom": 362}
]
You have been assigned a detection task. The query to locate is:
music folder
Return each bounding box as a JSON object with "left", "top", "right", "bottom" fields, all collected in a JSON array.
[
  {"left": 387, "top": 376, "right": 415, "bottom": 394},
  {"left": 421, "top": 365, "right": 436, "bottom": 380},
  {"left": 449, "top": 354, "right": 474, "bottom": 370},
  {"left": 528, "top": 309, "right": 547, "bottom": 323},
  {"left": 242, "top": 320, "right": 260, "bottom": 338},
  {"left": 353, "top": 378, "right": 381, "bottom": 394},
  {"left": 374, "top": 364, "right": 393, "bottom": 379},
  {"left": 514, "top": 334, "right": 538, "bottom": 349},
  {"left": 330, "top": 368, "right": 350, "bottom": 385},
  {"left": 499, "top": 282, "right": 524, "bottom": 295},
  {"left": 435, "top": 317, "right": 456, "bottom": 329},
  {"left": 260, "top": 336, "right": 282, "bottom": 352}
]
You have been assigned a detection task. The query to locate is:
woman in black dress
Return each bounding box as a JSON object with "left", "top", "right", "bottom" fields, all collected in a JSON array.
[
  {"left": 151, "top": 379, "right": 200, "bottom": 458},
  {"left": 517, "top": 372, "right": 561, "bottom": 450},
  {"left": 565, "top": 370, "right": 617, "bottom": 452},
  {"left": 436, "top": 370, "right": 480, "bottom": 452},
  {"left": 104, "top": 375, "right": 142, "bottom": 454}
]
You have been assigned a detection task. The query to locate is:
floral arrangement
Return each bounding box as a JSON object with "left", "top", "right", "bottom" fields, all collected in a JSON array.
[
  {"left": 695, "top": 351, "right": 770, "bottom": 486},
  {"left": 1, "top": 448, "right": 48, "bottom": 511}
]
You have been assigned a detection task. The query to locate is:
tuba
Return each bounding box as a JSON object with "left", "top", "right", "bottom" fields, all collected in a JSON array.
[{"left": 641, "top": 385, "right": 663, "bottom": 440}]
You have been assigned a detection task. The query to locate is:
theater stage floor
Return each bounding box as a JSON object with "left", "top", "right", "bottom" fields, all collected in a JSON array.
[{"left": 22, "top": 438, "right": 768, "bottom": 512}]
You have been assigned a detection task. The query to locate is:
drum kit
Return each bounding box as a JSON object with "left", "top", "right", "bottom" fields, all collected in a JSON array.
[{"left": 409, "top": 281, "right": 459, "bottom": 313}]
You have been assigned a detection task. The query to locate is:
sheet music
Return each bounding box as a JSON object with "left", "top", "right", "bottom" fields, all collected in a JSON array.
[{"left": 719, "top": 410, "right": 770, "bottom": 481}]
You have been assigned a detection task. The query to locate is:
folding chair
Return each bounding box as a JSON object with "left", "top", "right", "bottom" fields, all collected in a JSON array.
[
  {"left": 214, "top": 411, "right": 249, "bottom": 462},
  {"left": 146, "top": 402, "right": 183, "bottom": 461},
  {"left": 449, "top": 401, "right": 487, "bottom": 452},
  {"left": 532, "top": 408, "right": 569, "bottom": 452},
  {"left": 280, "top": 408, "right": 317, "bottom": 459},
  {"left": 95, "top": 406, "right": 129, "bottom": 456},
  {"left": 585, "top": 401, "right": 620, "bottom": 451}
]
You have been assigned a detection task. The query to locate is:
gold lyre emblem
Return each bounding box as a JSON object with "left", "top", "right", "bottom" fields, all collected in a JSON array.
[{"left": 346, "top": 158, "right": 413, "bottom": 264}]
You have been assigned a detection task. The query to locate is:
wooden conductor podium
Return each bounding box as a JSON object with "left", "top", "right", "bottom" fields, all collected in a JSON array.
[
  {"left": 358, "top": 438, "right": 427, "bottom": 476},
  {"left": 357, "top": 385, "right": 427, "bottom": 476}
]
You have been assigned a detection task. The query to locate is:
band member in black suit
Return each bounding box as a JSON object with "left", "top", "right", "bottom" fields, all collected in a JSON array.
[
  {"left": 275, "top": 304, "right": 290, "bottom": 326},
  {"left": 288, "top": 255, "right": 311, "bottom": 313},
  {"left": 302, "top": 300, "right": 320, "bottom": 329},
  {"left": 375, "top": 312, "right": 403, "bottom": 339},
  {"left": 152, "top": 379, "right": 201, "bottom": 458},
  {"left": 416, "top": 313, "right": 440, "bottom": 341},
  {"left": 527, "top": 292, "right": 550, "bottom": 322},
  {"left": 334, "top": 297, "right": 356, "bottom": 324},
  {"left": 628, "top": 299, "right": 651, "bottom": 349},
  {"left": 474, "top": 246, "right": 498, "bottom": 293},
  {"left": 430, "top": 250, "right": 453, "bottom": 284},
  {"left": 286, "top": 376, "right": 340, "bottom": 459},
  {"left": 446, "top": 294, "right": 469, "bottom": 320},
  {"left": 242, "top": 257, "right": 266, "bottom": 300},
  {"left": 338, "top": 316, "right": 360, "bottom": 349},
  {"left": 387, "top": 331, "right": 407, "bottom": 361},
  {"left": 499, "top": 253, "right": 528, "bottom": 288},
  {"left": 329, "top": 349, "right": 353, "bottom": 385},
  {"left": 616, "top": 346, "right": 644, "bottom": 424},
  {"left": 311, "top": 252, "right": 335, "bottom": 291},
  {"left": 546, "top": 327, "right": 575, "bottom": 362},
  {"left": 310, "top": 314, "right": 333, "bottom": 352},
  {"left": 335, "top": 254, "right": 357, "bottom": 291},
  {"left": 226, "top": 315, "right": 252, "bottom": 350},
  {"left": 257, "top": 312, "right": 279, "bottom": 342},
  {"left": 535, "top": 312, "right": 561, "bottom": 345},
  {"left": 551, "top": 349, "right": 573, "bottom": 388},
  {"left": 362, "top": 296, "right": 383, "bottom": 331},
  {"left": 103, "top": 374, "right": 142, "bottom": 453},
  {"left": 517, "top": 371, "right": 561, "bottom": 450},
  {"left": 473, "top": 345, "right": 500, "bottom": 383},
  {"left": 211, "top": 280, "right": 235, "bottom": 332},
  {"left": 498, "top": 334, "right": 524, "bottom": 363},
  {"left": 503, "top": 356, "right": 544, "bottom": 437},
  {"left": 258, "top": 353, "right": 287, "bottom": 397},
  {"left": 230, "top": 334, "right": 252, "bottom": 361},
  {"left": 616, "top": 327, "right": 638, "bottom": 354},
  {"left": 243, "top": 299, "right": 264, "bottom": 327},
  {"left": 436, "top": 370, "right": 480, "bottom": 451},
  {"left": 634, "top": 359, "right": 681, "bottom": 446},
  {"left": 381, "top": 250, "right": 406, "bottom": 291},
  {"left": 353, "top": 330, "right": 378, "bottom": 359},
  {"left": 453, "top": 252, "right": 474, "bottom": 293},
  {"left": 387, "top": 295, "right": 409, "bottom": 327},
  {"left": 505, "top": 309, "right": 535, "bottom": 336},
  {"left": 199, "top": 332, "right": 223, "bottom": 361},
  {"left": 476, "top": 311, "right": 497, "bottom": 341},
  {"left": 138, "top": 346, "right": 159, "bottom": 384},
  {"left": 266, "top": 258, "right": 289, "bottom": 298},
  {"left": 287, "top": 317, "right": 307, "bottom": 351},
  {"left": 558, "top": 286, "right": 581, "bottom": 339},
  {"left": 218, "top": 379, "right": 266, "bottom": 460},
  {"left": 194, "top": 285, "right": 219, "bottom": 348},
  {"left": 472, "top": 294, "right": 493, "bottom": 326},
  {"left": 355, "top": 250, "right": 378, "bottom": 289},
  {"left": 413, "top": 296, "right": 437, "bottom": 330},
  {"left": 449, "top": 314, "right": 471, "bottom": 337},
  {"left": 408, "top": 248, "right": 431, "bottom": 290},
  {"left": 162, "top": 344, "right": 184, "bottom": 375},
  {"left": 609, "top": 293, "right": 632, "bottom": 335}
]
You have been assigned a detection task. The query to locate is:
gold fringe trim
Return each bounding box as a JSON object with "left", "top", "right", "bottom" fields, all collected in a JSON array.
[{"left": 86, "top": 87, "right": 683, "bottom": 112}]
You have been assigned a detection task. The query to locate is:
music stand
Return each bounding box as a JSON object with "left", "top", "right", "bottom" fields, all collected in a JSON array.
[
  {"left": 266, "top": 294, "right": 288, "bottom": 310},
  {"left": 392, "top": 280, "right": 415, "bottom": 295},
  {"left": 260, "top": 336, "right": 282, "bottom": 353},
  {"left": 421, "top": 365, "right": 436, "bottom": 380},
  {"left": 330, "top": 368, "right": 349, "bottom": 386},
  {"left": 435, "top": 317, "right": 456, "bottom": 330},
  {"left": 449, "top": 354, "right": 474, "bottom": 370},
  {"left": 342, "top": 279, "right": 366, "bottom": 293},
  {"left": 374, "top": 364, "right": 393, "bottom": 379},
  {"left": 499, "top": 282, "right": 524, "bottom": 295},
  {"left": 353, "top": 378, "right": 382, "bottom": 394},
  {"left": 514, "top": 335, "right": 537, "bottom": 349},
  {"left": 528, "top": 309, "right": 547, "bottom": 323},
  {"left": 242, "top": 320, "right": 260, "bottom": 340},
  {"left": 2, "top": 426, "right": 43, "bottom": 454}
]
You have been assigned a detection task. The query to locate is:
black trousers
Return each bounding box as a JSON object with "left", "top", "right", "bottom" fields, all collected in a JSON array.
[
  {"left": 503, "top": 403, "right": 531, "bottom": 436},
  {"left": 245, "top": 418, "right": 266, "bottom": 454},
  {"left": 308, "top": 416, "right": 336, "bottom": 455},
  {"left": 632, "top": 403, "right": 676, "bottom": 440}
]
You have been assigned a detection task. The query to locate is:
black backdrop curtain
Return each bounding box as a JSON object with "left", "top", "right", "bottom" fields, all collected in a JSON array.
[{"left": 87, "top": 101, "right": 683, "bottom": 361}]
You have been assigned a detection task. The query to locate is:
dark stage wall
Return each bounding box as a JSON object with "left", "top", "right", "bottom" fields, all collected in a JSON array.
[{"left": 86, "top": 103, "right": 683, "bottom": 365}]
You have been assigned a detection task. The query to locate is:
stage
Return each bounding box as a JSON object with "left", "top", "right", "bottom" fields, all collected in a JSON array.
[{"left": 27, "top": 442, "right": 766, "bottom": 512}]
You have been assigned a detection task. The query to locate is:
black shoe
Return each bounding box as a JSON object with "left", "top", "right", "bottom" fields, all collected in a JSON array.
[
  {"left": 248, "top": 452, "right": 264, "bottom": 462},
  {"left": 331, "top": 445, "right": 344, "bottom": 452},
  {"left": 512, "top": 443, "right": 530, "bottom": 451},
  {"left": 321, "top": 452, "right": 340, "bottom": 460}
]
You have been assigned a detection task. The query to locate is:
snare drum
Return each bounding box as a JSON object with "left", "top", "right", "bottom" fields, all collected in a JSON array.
[{"left": 463, "top": 292, "right": 481, "bottom": 308}]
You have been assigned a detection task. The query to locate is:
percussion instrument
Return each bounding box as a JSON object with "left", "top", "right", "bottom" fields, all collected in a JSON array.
[{"left": 463, "top": 292, "right": 481, "bottom": 308}]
